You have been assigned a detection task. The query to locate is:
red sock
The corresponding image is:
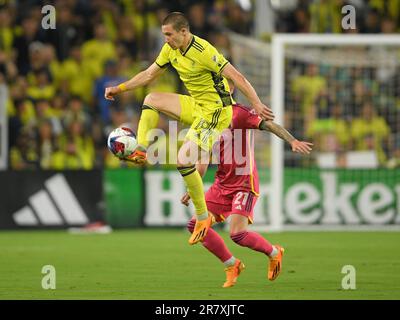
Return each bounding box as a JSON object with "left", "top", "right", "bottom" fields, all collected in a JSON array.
[
  {"left": 230, "top": 231, "right": 273, "bottom": 256},
  {"left": 187, "top": 218, "right": 232, "bottom": 263}
]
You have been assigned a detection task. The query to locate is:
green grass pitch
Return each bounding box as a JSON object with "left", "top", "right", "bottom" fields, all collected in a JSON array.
[{"left": 0, "top": 230, "right": 399, "bottom": 300}]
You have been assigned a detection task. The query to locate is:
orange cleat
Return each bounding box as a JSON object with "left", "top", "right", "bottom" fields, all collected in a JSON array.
[
  {"left": 268, "top": 245, "right": 284, "bottom": 281},
  {"left": 188, "top": 214, "right": 212, "bottom": 245},
  {"left": 223, "top": 259, "right": 245, "bottom": 288},
  {"left": 125, "top": 146, "right": 147, "bottom": 164}
]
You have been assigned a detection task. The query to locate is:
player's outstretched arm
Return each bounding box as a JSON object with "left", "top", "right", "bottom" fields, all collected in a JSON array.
[
  {"left": 222, "top": 63, "right": 274, "bottom": 121},
  {"left": 104, "top": 63, "right": 165, "bottom": 100},
  {"left": 260, "top": 120, "right": 313, "bottom": 154}
]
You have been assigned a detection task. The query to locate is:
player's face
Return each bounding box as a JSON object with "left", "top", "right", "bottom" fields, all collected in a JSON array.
[{"left": 162, "top": 24, "right": 185, "bottom": 50}]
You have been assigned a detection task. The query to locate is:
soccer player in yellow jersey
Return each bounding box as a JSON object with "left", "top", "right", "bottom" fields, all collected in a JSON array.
[{"left": 105, "top": 12, "right": 274, "bottom": 245}]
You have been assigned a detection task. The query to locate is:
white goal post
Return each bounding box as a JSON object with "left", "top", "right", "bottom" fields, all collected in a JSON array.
[{"left": 270, "top": 34, "right": 400, "bottom": 232}]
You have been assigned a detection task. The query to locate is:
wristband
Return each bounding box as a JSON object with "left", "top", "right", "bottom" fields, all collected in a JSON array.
[{"left": 117, "top": 83, "right": 127, "bottom": 92}]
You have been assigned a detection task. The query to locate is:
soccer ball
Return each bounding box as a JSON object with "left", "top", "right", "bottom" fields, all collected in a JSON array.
[{"left": 107, "top": 127, "right": 138, "bottom": 159}]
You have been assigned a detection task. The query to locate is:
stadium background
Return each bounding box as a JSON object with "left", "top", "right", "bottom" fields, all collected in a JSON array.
[{"left": 0, "top": 0, "right": 400, "bottom": 300}]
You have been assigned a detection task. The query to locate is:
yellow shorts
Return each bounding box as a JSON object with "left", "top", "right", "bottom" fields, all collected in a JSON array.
[{"left": 178, "top": 95, "right": 233, "bottom": 152}]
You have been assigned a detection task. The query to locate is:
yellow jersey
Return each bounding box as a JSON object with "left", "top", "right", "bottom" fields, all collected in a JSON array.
[{"left": 155, "top": 35, "right": 232, "bottom": 112}]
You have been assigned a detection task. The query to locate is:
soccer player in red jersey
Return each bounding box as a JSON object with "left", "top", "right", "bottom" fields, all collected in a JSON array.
[{"left": 182, "top": 103, "right": 313, "bottom": 287}]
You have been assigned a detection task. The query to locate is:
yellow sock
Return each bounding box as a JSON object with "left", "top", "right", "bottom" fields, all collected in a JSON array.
[
  {"left": 178, "top": 166, "right": 207, "bottom": 217},
  {"left": 137, "top": 105, "right": 159, "bottom": 148}
]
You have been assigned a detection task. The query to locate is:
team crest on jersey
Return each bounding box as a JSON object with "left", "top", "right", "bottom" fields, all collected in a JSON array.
[
  {"left": 212, "top": 55, "right": 222, "bottom": 67},
  {"left": 249, "top": 109, "right": 258, "bottom": 116}
]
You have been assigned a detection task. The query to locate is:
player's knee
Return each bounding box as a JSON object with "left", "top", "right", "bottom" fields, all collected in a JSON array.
[
  {"left": 230, "top": 231, "right": 248, "bottom": 244},
  {"left": 143, "top": 93, "right": 159, "bottom": 108},
  {"left": 187, "top": 218, "right": 196, "bottom": 233},
  {"left": 177, "top": 141, "right": 199, "bottom": 167}
]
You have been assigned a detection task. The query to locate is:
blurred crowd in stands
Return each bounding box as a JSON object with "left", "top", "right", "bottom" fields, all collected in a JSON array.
[
  {"left": 286, "top": 57, "right": 400, "bottom": 169},
  {"left": 1, "top": 0, "right": 399, "bottom": 170}
]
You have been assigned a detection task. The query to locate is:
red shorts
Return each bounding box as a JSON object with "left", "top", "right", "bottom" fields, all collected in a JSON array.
[{"left": 205, "top": 184, "right": 258, "bottom": 224}]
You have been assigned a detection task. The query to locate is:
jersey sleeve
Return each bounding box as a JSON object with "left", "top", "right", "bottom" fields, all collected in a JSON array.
[
  {"left": 155, "top": 43, "right": 171, "bottom": 68},
  {"left": 232, "top": 106, "right": 263, "bottom": 130},
  {"left": 201, "top": 43, "right": 229, "bottom": 74}
]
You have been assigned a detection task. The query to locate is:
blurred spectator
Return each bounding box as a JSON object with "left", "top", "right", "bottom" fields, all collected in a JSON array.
[
  {"left": 91, "top": 0, "right": 119, "bottom": 42},
  {"left": 362, "top": 8, "right": 381, "bottom": 33},
  {"left": 121, "top": 0, "right": 158, "bottom": 58},
  {"left": 290, "top": 8, "right": 311, "bottom": 33},
  {"left": 55, "top": 121, "right": 95, "bottom": 170},
  {"left": 81, "top": 23, "right": 116, "bottom": 79},
  {"left": 350, "top": 102, "right": 391, "bottom": 165},
  {"left": 309, "top": 0, "right": 342, "bottom": 33},
  {"left": 37, "top": 119, "right": 59, "bottom": 169},
  {"left": 93, "top": 59, "right": 127, "bottom": 124},
  {"left": 27, "top": 68, "right": 55, "bottom": 101},
  {"left": 44, "top": 2, "right": 80, "bottom": 61},
  {"left": 148, "top": 4, "right": 169, "bottom": 58},
  {"left": 380, "top": 17, "right": 397, "bottom": 34},
  {"left": 117, "top": 16, "right": 138, "bottom": 59},
  {"left": 292, "top": 63, "right": 327, "bottom": 114},
  {"left": 307, "top": 104, "right": 350, "bottom": 152},
  {"left": 13, "top": 14, "right": 43, "bottom": 75},
  {"left": 187, "top": 2, "right": 213, "bottom": 39},
  {"left": 0, "top": 50, "right": 17, "bottom": 82},
  {"left": 60, "top": 45, "right": 94, "bottom": 103},
  {"left": 34, "top": 99, "right": 62, "bottom": 135},
  {"left": 0, "top": 6, "right": 14, "bottom": 56},
  {"left": 368, "top": 0, "right": 400, "bottom": 30},
  {"left": 10, "top": 128, "right": 39, "bottom": 170},
  {"left": 225, "top": 2, "right": 252, "bottom": 35},
  {"left": 63, "top": 95, "right": 92, "bottom": 132}
]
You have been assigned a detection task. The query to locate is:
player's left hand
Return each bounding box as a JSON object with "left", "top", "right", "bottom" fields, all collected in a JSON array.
[
  {"left": 291, "top": 140, "right": 313, "bottom": 154},
  {"left": 181, "top": 192, "right": 191, "bottom": 206}
]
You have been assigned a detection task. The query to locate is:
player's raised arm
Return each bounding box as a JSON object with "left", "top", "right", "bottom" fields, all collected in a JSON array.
[
  {"left": 259, "top": 120, "right": 313, "bottom": 154},
  {"left": 222, "top": 63, "right": 274, "bottom": 121},
  {"left": 104, "top": 62, "right": 165, "bottom": 100}
]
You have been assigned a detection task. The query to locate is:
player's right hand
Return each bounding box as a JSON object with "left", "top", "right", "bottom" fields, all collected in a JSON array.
[
  {"left": 291, "top": 140, "right": 313, "bottom": 154},
  {"left": 181, "top": 192, "right": 191, "bottom": 206},
  {"left": 104, "top": 86, "right": 120, "bottom": 101},
  {"left": 254, "top": 102, "right": 275, "bottom": 121}
]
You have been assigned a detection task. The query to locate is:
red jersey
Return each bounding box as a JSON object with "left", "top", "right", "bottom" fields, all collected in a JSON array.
[{"left": 213, "top": 104, "right": 262, "bottom": 195}]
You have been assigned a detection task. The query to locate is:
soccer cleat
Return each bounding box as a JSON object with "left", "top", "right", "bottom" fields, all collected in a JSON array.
[
  {"left": 223, "top": 259, "right": 245, "bottom": 288},
  {"left": 188, "top": 214, "right": 212, "bottom": 245},
  {"left": 268, "top": 245, "right": 284, "bottom": 281},
  {"left": 125, "top": 145, "right": 147, "bottom": 164}
]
